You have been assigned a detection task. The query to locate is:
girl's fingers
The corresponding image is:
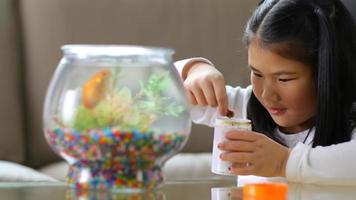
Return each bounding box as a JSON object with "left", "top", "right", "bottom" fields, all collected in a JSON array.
[
  {"left": 218, "top": 140, "right": 255, "bottom": 152},
  {"left": 191, "top": 88, "right": 208, "bottom": 106},
  {"left": 201, "top": 82, "right": 218, "bottom": 107},
  {"left": 212, "top": 78, "right": 228, "bottom": 116},
  {"left": 225, "top": 130, "right": 259, "bottom": 142},
  {"left": 220, "top": 152, "right": 253, "bottom": 163},
  {"left": 187, "top": 91, "right": 198, "bottom": 105}
]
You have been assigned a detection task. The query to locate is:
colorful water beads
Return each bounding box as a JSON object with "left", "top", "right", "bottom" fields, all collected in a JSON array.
[{"left": 46, "top": 127, "right": 186, "bottom": 191}]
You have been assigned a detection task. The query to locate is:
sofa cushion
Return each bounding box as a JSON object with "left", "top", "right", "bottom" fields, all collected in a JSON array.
[
  {"left": 0, "top": 161, "right": 57, "bottom": 182},
  {"left": 163, "top": 153, "right": 223, "bottom": 180}
]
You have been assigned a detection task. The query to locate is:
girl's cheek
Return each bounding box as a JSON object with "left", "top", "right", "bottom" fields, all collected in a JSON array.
[{"left": 251, "top": 79, "right": 263, "bottom": 98}]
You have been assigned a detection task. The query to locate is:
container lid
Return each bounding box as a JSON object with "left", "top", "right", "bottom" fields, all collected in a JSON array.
[
  {"left": 62, "top": 45, "right": 174, "bottom": 57},
  {"left": 215, "top": 117, "right": 251, "bottom": 128},
  {"left": 243, "top": 183, "right": 288, "bottom": 200}
]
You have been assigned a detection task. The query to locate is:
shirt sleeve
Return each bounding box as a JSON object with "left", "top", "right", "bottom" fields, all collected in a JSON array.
[
  {"left": 174, "top": 57, "right": 252, "bottom": 127},
  {"left": 174, "top": 58, "right": 214, "bottom": 81},
  {"left": 286, "top": 130, "right": 356, "bottom": 185}
]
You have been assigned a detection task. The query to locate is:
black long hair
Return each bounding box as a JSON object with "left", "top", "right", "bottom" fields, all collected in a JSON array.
[{"left": 244, "top": 0, "right": 356, "bottom": 147}]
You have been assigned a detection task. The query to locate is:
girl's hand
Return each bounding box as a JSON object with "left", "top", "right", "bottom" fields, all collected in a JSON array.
[
  {"left": 218, "top": 130, "right": 290, "bottom": 177},
  {"left": 183, "top": 62, "right": 228, "bottom": 115}
]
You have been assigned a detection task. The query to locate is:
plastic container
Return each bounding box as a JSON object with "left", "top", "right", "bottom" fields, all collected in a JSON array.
[
  {"left": 212, "top": 117, "right": 251, "bottom": 175},
  {"left": 211, "top": 187, "right": 241, "bottom": 200},
  {"left": 243, "top": 183, "right": 288, "bottom": 200}
]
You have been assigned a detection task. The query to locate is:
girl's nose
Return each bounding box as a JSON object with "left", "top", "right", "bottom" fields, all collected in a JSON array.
[{"left": 261, "top": 83, "right": 280, "bottom": 102}]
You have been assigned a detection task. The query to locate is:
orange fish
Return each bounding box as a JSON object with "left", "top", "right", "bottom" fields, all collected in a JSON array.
[{"left": 82, "top": 69, "right": 112, "bottom": 109}]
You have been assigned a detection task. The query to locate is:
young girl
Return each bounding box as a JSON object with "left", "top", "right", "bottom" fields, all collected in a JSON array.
[{"left": 175, "top": 0, "right": 356, "bottom": 185}]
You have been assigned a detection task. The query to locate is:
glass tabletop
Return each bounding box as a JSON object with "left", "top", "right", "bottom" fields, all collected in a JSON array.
[
  {"left": 0, "top": 178, "right": 235, "bottom": 200},
  {"left": 0, "top": 178, "right": 355, "bottom": 200}
]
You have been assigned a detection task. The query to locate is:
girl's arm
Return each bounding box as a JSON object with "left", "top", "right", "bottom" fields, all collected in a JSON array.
[
  {"left": 174, "top": 58, "right": 252, "bottom": 127},
  {"left": 286, "top": 132, "right": 356, "bottom": 185}
]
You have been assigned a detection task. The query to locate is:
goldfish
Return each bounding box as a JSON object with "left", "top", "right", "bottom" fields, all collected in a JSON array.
[{"left": 82, "top": 69, "right": 112, "bottom": 109}]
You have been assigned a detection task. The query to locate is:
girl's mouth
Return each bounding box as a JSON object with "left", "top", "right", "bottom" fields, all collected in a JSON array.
[{"left": 266, "top": 107, "right": 287, "bottom": 115}]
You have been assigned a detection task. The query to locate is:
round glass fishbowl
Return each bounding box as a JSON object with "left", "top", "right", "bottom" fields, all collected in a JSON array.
[{"left": 43, "top": 45, "right": 191, "bottom": 192}]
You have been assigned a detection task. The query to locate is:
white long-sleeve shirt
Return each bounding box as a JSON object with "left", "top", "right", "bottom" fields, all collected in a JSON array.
[{"left": 174, "top": 58, "right": 356, "bottom": 186}]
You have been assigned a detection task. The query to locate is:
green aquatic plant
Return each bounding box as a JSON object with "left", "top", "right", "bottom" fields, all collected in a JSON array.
[{"left": 72, "top": 69, "right": 185, "bottom": 131}]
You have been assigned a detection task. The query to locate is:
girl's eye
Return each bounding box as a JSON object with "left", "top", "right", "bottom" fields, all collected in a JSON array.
[
  {"left": 278, "top": 78, "right": 295, "bottom": 82},
  {"left": 253, "top": 72, "right": 263, "bottom": 78}
]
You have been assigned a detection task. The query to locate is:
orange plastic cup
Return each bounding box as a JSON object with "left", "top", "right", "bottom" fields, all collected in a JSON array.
[{"left": 243, "top": 182, "right": 288, "bottom": 200}]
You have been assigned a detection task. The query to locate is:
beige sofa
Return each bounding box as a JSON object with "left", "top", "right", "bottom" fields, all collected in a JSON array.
[
  {"left": 0, "top": 0, "right": 257, "bottom": 181},
  {"left": 1, "top": 0, "right": 355, "bottom": 182}
]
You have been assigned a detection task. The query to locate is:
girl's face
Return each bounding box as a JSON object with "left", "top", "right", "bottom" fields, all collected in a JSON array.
[{"left": 248, "top": 40, "right": 317, "bottom": 134}]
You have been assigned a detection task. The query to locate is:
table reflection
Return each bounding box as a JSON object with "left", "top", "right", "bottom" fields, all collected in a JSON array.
[
  {"left": 66, "top": 189, "right": 165, "bottom": 200},
  {"left": 211, "top": 183, "right": 356, "bottom": 200},
  {"left": 0, "top": 180, "right": 355, "bottom": 200}
]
